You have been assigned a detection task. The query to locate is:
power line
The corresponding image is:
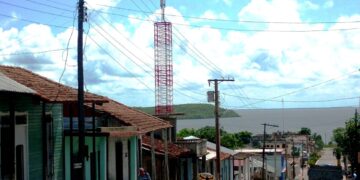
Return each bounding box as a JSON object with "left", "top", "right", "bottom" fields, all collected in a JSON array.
[
  {"left": 86, "top": 7, "right": 207, "bottom": 100},
  {"left": 0, "top": 13, "right": 70, "bottom": 29},
  {"left": 90, "top": 23, "right": 205, "bottom": 102},
  {"left": 0, "top": 1, "right": 73, "bottom": 19},
  {"left": 95, "top": 4, "right": 360, "bottom": 25},
  {"left": 88, "top": 29, "right": 205, "bottom": 103},
  {"left": 24, "top": 0, "right": 74, "bottom": 12},
  {"left": 44, "top": 0, "right": 74, "bottom": 8},
  {"left": 87, "top": 35, "right": 155, "bottom": 92},
  {"left": 234, "top": 69, "right": 360, "bottom": 107},
  {"left": 0, "top": 48, "right": 75, "bottom": 56},
  {"left": 90, "top": 8, "right": 360, "bottom": 32},
  {"left": 223, "top": 94, "right": 360, "bottom": 103}
]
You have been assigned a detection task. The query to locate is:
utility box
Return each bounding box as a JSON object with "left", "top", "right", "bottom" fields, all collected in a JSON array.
[{"left": 207, "top": 91, "right": 215, "bottom": 102}]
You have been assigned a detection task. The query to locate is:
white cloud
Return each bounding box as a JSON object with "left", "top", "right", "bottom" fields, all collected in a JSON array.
[
  {"left": 0, "top": 0, "right": 359, "bottom": 108},
  {"left": 323, "top": 0, "right": 334, "bottom": 9},
  {"left": 304, "top": 1, "right": 320, "bottom": 10},
  {"left": 223, "top": 0, "right": 232, "bottom": 6}
]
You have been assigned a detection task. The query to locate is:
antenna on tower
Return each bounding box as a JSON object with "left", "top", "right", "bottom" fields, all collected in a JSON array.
[{"left": 160, "top": 0, "right": 165, "bottom": 22}]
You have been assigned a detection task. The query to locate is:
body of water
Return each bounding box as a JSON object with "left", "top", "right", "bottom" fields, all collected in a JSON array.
[{"left": 177, "top": 107, "right": 357, "bottom": 143}]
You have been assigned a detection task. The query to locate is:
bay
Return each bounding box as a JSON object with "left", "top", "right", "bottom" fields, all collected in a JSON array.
[{"left": 176, "top": 107, "right": 356, "bottom": 144}]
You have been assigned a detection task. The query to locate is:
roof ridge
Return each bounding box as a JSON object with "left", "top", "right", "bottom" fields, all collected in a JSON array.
[{"left": 108, "top": 98, "right": 171, "bottom": 126}]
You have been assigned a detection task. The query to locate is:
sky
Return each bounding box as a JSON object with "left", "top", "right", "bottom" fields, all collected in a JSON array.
[{"left": 0, "top": 0, "right": 359, "bottom": 109}]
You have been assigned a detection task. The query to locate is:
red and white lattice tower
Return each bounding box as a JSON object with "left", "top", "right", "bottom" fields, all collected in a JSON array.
[{"left": 154, "top": 0, "right": 173, "bottom": 115}]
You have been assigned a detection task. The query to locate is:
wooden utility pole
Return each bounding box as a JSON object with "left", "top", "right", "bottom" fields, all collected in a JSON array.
[
  {"left": 208, "top": 78, "right": 234, "bottom": 180},
  {"left": 274, "top": 134, "right": 277, "bottom": 180},
  {"left": 292, "top": 138, "right": 296, "bottom": 179},
  {"left": 261, "top": 123, "right": 279, "bottom": 180},
  {"left": 77, "top": 0, "right": 85, "bottom": 179},
  {"left": 151, "top": 131, "right": 157, "bottom": 180}
]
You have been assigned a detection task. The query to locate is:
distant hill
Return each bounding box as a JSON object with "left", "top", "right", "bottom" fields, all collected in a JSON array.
[{"left": 134, "top": 103, "right": 240, "bottom": 119}]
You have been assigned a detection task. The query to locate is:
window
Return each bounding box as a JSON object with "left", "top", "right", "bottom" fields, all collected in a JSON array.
[
  {"left": 16, "top": 115, "right": 27, "bottom": 125},
  {"left": 0, "top": 115, "right": 13, "bottom": 177}
]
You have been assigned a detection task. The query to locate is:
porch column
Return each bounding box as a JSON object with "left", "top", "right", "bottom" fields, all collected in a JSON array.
[
  {"left": 150, "top": 131, "right": 157, "bottom": 179},
  {"left": 163, "top": 128, "right": 169, "bottom": 180},
  {"left": 41, "top": 101, "right": 48, "bottom": 180}
]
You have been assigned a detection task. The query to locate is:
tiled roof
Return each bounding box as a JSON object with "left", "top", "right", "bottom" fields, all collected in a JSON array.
[
  {"left": 207, "top": 148, "right": 231, "bottom": 161},
  {"left": 142, "top": 136, "right": 190, "bottom": 158},
  {"left": 0, "top": 66, "right": 107, "bottom": 103},
  {"left": 95, "top": 99, "right": 172, "bottom": 133}
]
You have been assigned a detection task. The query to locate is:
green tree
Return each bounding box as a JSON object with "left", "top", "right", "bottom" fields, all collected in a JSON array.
[
  {"left": 195, "top": 126, "right": 223, "bottom": 143},
  {"left": 299, "top": 127, "right": 311, "bottom": 135},
  {"left": 234, "top": 131, "right": 252, "bottom": 144},
  {"left": 177, "top": 128, "right": 197, "bottom": 138},
  {"left": 311, "top": 133, "right": 324, "bottom": 151},
  {"left": 344, "top": 115, "right": 359, "bottom": 175},
  {"left": 221, "top": 133, "right": 242, "bottom": 149}
]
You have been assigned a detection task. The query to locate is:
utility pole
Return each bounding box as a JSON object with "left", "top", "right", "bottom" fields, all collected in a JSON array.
[
  {"left": 355, "top": 109, "right": 359, "bottom": 178},
  {"left": 274, "top": 133, "right": 277, "bottom": 180},
  {"left": 292, "top": 138, "right": 296, "bottom": 179},
  {"left": 261, "top": 123, "right": 279, "bottom": 180},
  {"left": 208, "top": 78, "right": 234, "bottom": 180},
  {"left": 77, "top": 0, "right": 86, "bottom": 179}
]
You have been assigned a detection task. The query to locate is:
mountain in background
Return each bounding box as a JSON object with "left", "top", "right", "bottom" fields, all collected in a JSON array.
[{"left": 134, "top": 103, "right": 239, "bottom": 119}]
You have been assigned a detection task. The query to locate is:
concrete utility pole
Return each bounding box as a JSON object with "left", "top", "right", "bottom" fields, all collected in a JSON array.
[
  {"left": 208, "top": 78, "right": 234, "bottom": 180},
  {"left": 261, "top": 123, "right": 279, "bottom": 180},
  {"left": 77, "top": 0, "right": 86, "bottom": 179}
]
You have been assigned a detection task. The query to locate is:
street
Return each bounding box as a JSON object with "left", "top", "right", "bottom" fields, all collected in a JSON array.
[{"left": 316, "top": 148, "right": 338, "bottom": 166}]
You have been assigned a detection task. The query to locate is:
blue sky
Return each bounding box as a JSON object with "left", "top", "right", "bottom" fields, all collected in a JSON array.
[{"left": 0, "top": 0, "right": 359, "bottom": 109}]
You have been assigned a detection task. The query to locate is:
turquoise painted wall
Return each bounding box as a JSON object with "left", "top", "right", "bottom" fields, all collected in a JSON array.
[
  {"left": 0, "top": 94, "right": 63, "bottom": 179},
  {"left": 64, "top": 136, "right": 107, "bottom": 180},
  {"left": 129, "top": 136, "right": 138, "bottom": 180}
]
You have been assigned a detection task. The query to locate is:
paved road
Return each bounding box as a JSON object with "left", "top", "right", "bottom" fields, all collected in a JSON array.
[
  {"left": 316, "top": 148, "right": 338, "bottom": 166},
  {"left": 315, "top": 148, "right": 346, "bottom": 180}
]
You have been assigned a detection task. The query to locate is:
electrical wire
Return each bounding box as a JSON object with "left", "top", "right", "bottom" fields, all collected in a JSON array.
[
  {"left": 0, "top": 48, "right": 75, "bottom": 56},
  {"left": 232, "top": 69, "right": 360, "bottom": 107},
  {"left": 44, "top": 0, "right": 74, "bottom": 8},
  {"left": 87, "top": 5, "right": 208, "bottom": 98},
  {"left": 133, "top": 0, "right": 254, "bottom": 107},
  {"left": 24, "top": 0, "right": 74, "bottom": 12},
  {"left": 95, "top": 4, "right": 360, "bottom": 25},
  {"left": 90, "top": 9, "right": 360, "bottom": 32},
  {"left": 87, "top": 35, "right": 155, "bottom": 92},
  {"left": 0, "top": 1, "right": 73, "bottom": 19},
  {"left": 0, "top": 13, "right": 69, "bottom": 29},
  {"left": 223, "top": 94, "right": 360, "bottom": 103},
  {"left": 89, "top": 22, "right": 205, "bottom": 102}
]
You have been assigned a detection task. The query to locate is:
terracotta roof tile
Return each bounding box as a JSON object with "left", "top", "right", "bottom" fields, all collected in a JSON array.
[
  {"left": 0, "top": 66, "right": 107, "bottom": 103},
  {"left": 208, "top": 148, "right": 231, "bottom": 160},
  {"left": 142, "top": 136, "right": 190, "bottom": 158},
  {"left": 108, "top": 131, "right": 140, "bottom": 138},
  {"left": 95, "top": 98, "right": 172, "bottom": 133}
]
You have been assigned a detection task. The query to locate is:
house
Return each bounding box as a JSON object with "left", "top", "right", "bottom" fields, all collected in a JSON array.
[
  {"left": 234, "top": 148, "right": 286, "bottom": 180},
  {"left": 93, "top": 98, "right": 172, "bottom": 180},
  {"left": 180, "top": 136, "right": 236, "bottom": 180},
  {"left": 0, "top": 71, "right": 64, "bottom": 180},
  {"left": 0, "top": 65, "right": 107, "bottom": 180},
  {"left": 0, "top": 66, "right": 175, "bottom": 180},
  {"left": 204, "top": 141, "right": 235, "bottom": 180},
  {"left": 142, "top": 135, "right": 191, "bottom": 180},
  {"left": 175, "top": 136, "right": 208, "bottom": 180}
]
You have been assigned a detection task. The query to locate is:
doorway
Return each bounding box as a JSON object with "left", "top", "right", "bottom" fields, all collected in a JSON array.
[{"left": 15, "top": 114, "right": 28, "bottom": 180}]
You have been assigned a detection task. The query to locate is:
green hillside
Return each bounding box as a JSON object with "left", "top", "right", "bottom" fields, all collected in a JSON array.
[{"left": 134, "top": 103, "right": 240, "bottom": 119}]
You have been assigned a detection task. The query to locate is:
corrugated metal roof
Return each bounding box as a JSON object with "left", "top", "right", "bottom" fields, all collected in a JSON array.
[{"left": 0, "top": 72, "right": 36, "bottom": 94}]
